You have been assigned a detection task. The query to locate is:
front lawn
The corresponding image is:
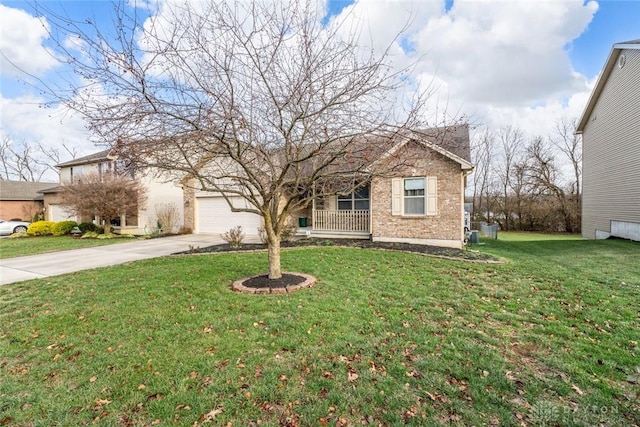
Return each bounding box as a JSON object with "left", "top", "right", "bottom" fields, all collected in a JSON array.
[
  {"left": 1, "top": 237, "right": 638, "bottom": 426},
  {"left": 0, "top": 235, "right": 132, "bottom": 259}
]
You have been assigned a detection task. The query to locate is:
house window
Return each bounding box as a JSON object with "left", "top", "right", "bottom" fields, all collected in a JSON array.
[
  {"left": 115, "top": 160, "right": 135, "bottom": 178},
  {"left": 338, "top": 186, "right": 370, "bottom": 210},
  {"left": 70, "top": 166, "right": 83, "bottom": 183},
  {"left": 404, "top": 178, "right": 425, "bottom": 215},
  {"left": 98, "top": 162, "right": 111, "bottom": 179},
  {"left": 391, "top": 177, "right": 437, "bottom": 216}
]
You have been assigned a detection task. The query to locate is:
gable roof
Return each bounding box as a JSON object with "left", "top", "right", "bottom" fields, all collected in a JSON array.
[
  {"left": 56, "top": 149, "right": 113, "bottom": 168},
  {"left": 414, "top": 124, "right": 472, "bottom": 163},
  {"left": 0, "top": 181, "right": 58, "bottom": 201},
  {"left": 576, "top": 39, "right": 640, "bottom": 134},
  {"left": 374, "top": 124, "right": 473, "bottom": 172}
]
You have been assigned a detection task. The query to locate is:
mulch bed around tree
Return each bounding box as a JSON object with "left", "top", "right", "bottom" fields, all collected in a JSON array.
[
  {"left": 231, "top": 272, "right": 317, "bottom": 294},
  {"left": 243, "top": 273, "right": 306, "bottom": 289},
  {"left": 175, "top": 237, "right": 502, "bottom": 263}
]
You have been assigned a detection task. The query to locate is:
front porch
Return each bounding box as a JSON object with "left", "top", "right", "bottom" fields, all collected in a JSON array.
[
  {"left": 296, "top": 209, "right": 370, "bottom": 239},
  {"left": 297, "top": 186, "right": 371, "bottom": 239}
]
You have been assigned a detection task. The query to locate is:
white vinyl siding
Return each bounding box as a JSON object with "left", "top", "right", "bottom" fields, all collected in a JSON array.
[
  {"left": 581, "top": 47, "right": 640, "bottom": 239},
  {"left": 391, "top": 177, "right": 437, "bottom": 216}
]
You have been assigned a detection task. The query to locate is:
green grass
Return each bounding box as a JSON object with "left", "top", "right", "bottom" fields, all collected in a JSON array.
[
  {"left": 0, "top": 235, "right": 131, "bottom": 259},
  {"left": 493, "top": 231, "right": 583, "bottom": 242},
  {"left": 1, "top": 236, "right": 639, "bottom": 426}
]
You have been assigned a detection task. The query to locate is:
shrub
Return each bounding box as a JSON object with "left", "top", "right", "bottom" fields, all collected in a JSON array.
[
  {"left": 96, "top": 233, "right": 117, "bottom": 240},
  {"left": 51, "top": 221, "right": 78, "bottom": 236},
  {"left": 27, "top": 221, "right": 56, "bottom": 236},
  {"left": 81, "top": 231, "right": 100, "bottom": 239},
  {"left": 221, "top": 226, "right": 245, "bottom": 248},
  {"left": 258, "top": 223, "right": 297, "bottom": 244},
  {"left": 154, "top": 203, "right": 180, "bottom": 234},
  {"left": 8, "top": 231, "right": 29, "bottom": 239},
  {"left": 78, "top": 222, "right": 98, "bottom": 233},
  {"left": 281, "top": 223, "right": 297, "bottom": 242}
]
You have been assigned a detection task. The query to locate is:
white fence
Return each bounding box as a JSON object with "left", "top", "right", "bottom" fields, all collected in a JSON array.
[{"left": 312, "top": 210, "right": 370, "bottom": 232}]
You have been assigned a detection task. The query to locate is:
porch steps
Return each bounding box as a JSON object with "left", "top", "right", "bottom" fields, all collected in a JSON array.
[{"left": 295, "top": 228, "right": 370, "bottom": 240}]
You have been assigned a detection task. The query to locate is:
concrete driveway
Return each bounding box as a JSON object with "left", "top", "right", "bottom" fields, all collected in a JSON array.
[{"left": 0, "top": 234, "right": 260, "bottom": 286}]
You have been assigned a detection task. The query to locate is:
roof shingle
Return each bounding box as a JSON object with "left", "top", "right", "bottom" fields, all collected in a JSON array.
[{"left": 0, "top": 181, "right": 58, "bottom": 201}]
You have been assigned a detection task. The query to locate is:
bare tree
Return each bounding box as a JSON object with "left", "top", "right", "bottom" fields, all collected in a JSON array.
[
  {"left": 59, "top": 173, "right": 147, "bottom": 234},
  {"left": 550, "top": 117, "right": 582, "bottom": 232},
  {"left": 0, "top": 135, "right": 79, "bottom": 182},
  {"left": 526, "top": 137, "right": 578, "bottom": 233},
  {"left": 470, "top": 128, "right": 495, "bottom": 222},
  {"left": 551, "top": 117, "right": 582, "bottom": 196},
  {"left": 493, "top": 126, "right": 525, "bottom": 230},
  {"left": 0, "top": 136, "right": 47, "bottom": 181},
  {"left": 35, "top": 0, "right": 433, "bottom": 279}
]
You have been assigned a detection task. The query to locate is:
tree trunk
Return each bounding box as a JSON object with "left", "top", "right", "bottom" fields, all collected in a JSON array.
[
  {"left": 264, "top": 215, "right": 283, "bottom": 280},
  {"left": 267, "top": 236, "right": 282, "bottom": 280}
]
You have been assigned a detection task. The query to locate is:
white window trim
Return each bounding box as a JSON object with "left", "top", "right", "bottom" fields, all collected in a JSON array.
[{"left": 391, "top": 176, "right": 437, "bottom": 216}]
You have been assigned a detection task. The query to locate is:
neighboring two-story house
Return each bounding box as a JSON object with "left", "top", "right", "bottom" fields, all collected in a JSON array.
[
  {"left": 576, "top": 39, "right": 640, "bottom": 241},
  {"left": 42, "top": 150, "right": 185, "bottom": 234}
]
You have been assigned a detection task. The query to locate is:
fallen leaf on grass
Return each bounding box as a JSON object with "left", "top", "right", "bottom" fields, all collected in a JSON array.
[
  {"left": 627, "top": 374, "right": 640, "bottom": 384},
  {"left": 571, "top": 384, "right": 584, "bottom": 395},
  {"left": 202, "top": 408, "right": 224, "bottom": 422},
  {"left": 94, "top": 398, "right": 111, "bottom": 407},
  {"left": 89, "top": 376, "right": 97, "bottom": 383},
  {"left": 348, "top": 371, "right": 358, "bottom": 382},
  {"left": 254, "top": 366, "right": 263, "bottom": 378}
]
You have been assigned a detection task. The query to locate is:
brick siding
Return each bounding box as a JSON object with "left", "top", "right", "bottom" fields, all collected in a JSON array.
[{"left": 371, "top": 143, "right": 464, "bottom": 243}]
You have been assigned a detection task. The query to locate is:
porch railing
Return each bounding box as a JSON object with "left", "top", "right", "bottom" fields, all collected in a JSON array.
[{"left": 312, "top": 210, "right": 370, "bottom": 232}]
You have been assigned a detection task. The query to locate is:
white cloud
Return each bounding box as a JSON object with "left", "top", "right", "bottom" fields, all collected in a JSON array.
[
  {"left": 0, "top": 4, "right": 60, "bottom": 77},
  {"left": 0, "top": 94, "right": 96, "bottom": 164},
  {"left": 330, "top": 0, "right": 598, "bottom": 138},
  {"left": 0, "top": 0, "right": 603, "bottom": 183},
  {"left": 410, "top": 0, "right": 598, "bottom": 106}
]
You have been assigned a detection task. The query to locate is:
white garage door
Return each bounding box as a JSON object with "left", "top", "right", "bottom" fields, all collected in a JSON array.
[
  {"left": 196, "top": 196, "right": 262, "bottom": 235},
  {"left": 49, "top": 204, "right": 77, "bottom": 222}
]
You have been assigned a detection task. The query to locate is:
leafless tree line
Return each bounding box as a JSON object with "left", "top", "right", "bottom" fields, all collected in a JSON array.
[
  {"left": 0, "top": 135, "right": 78, "bottom": 182},
  {"left": 470, "top": 118, "right": 582, "bottom": 233}
]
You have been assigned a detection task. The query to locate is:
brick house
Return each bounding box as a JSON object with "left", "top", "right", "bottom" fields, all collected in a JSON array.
[
  {"left": 304, "top": 125, "right": 473, "bottom": 248},
  {"left": 185, "top": 125, "right": 473, "bottom": 248},
  {"left": 0, "top": 181, "right": 55, "bottom": 221}
]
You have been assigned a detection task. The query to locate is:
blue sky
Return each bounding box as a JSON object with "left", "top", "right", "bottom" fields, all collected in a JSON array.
[
  {"left": 570, "top": 0, "right": 640, "bottom": 76},
  {"left": 0, "top": 0, "right": 639, "bottom": 179}
]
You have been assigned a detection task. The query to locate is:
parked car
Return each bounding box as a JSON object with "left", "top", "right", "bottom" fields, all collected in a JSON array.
[{"left": 0, "top": 219, "right": 30, "bottom": 236}]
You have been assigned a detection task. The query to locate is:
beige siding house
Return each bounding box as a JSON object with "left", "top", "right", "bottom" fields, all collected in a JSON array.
[
  {"left": 576, "top": 39, "right": 640, "bottom": 241},
  {"left": 44, "top": 150, "right": 185, "bottom": 234}
]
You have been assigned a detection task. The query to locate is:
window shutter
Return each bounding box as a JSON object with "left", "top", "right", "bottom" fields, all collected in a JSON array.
[
  {"left": 426, "top": 176, "right": 437, "bottom": 216},
  {"left": 391, "top": 178, "right": 402, "bottom": 216}
]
